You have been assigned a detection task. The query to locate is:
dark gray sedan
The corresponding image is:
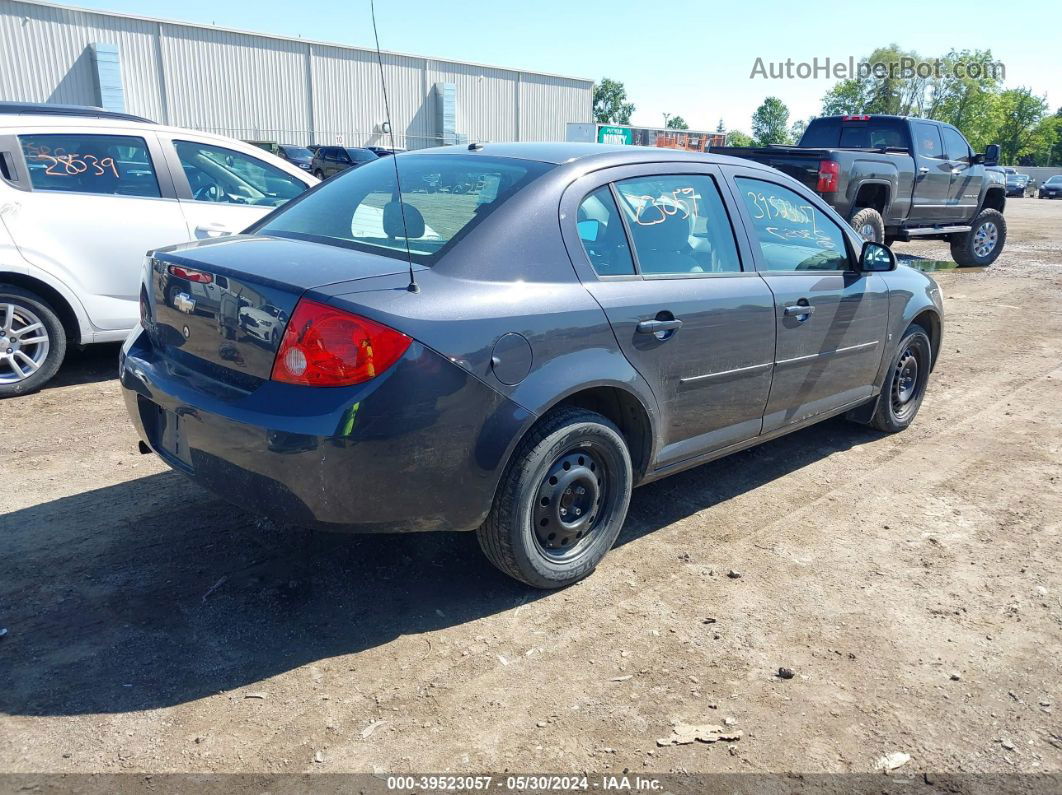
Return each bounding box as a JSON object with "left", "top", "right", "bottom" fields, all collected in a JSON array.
[{"left": 121, "top": 143, "right": 943, "bottom": 588}]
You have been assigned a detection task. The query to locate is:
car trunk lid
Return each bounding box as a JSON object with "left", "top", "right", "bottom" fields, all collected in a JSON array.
[{"left": 145, "top": 234, "right": 411, "bottom": 384}]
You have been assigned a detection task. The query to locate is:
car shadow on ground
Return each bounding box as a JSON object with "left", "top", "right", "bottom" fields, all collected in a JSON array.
[
  {"left": 46, "top": 342, "right": 122, "bottom": 388},
  {"left": 0, "top": 417, "right": 884, "bottom": 717}
]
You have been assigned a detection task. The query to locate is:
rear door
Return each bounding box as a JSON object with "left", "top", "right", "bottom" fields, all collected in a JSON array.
[
  {"left": 1, "top": 126, "right": 187, "bottom": 331},
  {"left": 561, "top": 163, "right": 777, "bottom": 468},
  {"left": 726, "top": 168, "right": 889, "bottom": 432},
  {"left": 909, "top": 121, "right": 952, "bottom": 221},
  {"left": 160, "top": 136, "right": 311, "bottom": 240}
]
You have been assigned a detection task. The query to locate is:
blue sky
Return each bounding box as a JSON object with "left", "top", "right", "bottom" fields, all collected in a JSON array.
[{"left": 65, "top": 0, "right": 1062, "bottom": 134}]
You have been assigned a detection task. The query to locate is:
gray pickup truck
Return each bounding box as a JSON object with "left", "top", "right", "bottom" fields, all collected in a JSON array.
[{"left": 715, "top": 115, "right": 1007, "bottom": 266}]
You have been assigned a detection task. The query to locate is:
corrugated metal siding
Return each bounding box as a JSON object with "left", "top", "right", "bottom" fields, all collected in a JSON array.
[
  {"left": 1, "top": 1, "right": 165, "bottom": 120},
  {"left": 1, "top": 0, "right": 593, "bottom": 148}
]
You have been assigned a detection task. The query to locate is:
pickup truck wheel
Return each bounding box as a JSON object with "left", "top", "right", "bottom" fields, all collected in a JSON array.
[
  {"left": 868, "top": 325, "right": 932, "bottom": 433},
  {"left": 950, "top": 208, "right": 1006, "bottom": 266},
  {"left": 0, "top": 285, "right": 67, "bottom": 398},
  {"left": 477, "top": 407, "right": 633, "bottom": 589},
  {"left": 850, "top": 207, "right": 885, "bottom": 243}
]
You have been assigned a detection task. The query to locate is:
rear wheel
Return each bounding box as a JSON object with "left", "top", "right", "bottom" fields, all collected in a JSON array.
[
  {"left": 850, "top": 207, "right": 885, "bottom": 243},
  {"left": 477, "top": 407, "right": 633, "bottom": 589},
  {"left": 950, "top": 208, "right": 1006, "bottom": 266},
  {"left": 867, "top": 325, "right": 932, "bottom": 433},
  {"left": 313, "top": 169, "right": 324, "bottom": 180},
  {"left": 0, "top": 285, "right": 67, "bottom": 398}
]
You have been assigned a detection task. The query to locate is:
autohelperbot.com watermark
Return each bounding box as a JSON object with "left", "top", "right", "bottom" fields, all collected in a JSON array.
[{"left": 750, "top": 56, "right": 1005, "bottom": 81}]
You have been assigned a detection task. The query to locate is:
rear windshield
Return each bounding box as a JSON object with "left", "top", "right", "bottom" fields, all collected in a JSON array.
[
  {"left": 800, "top": 117, "right": 909, "bottom": 150},
  {"left": 282, "top": 146, "right": 313, "bottom": 159},
  {"left": 256, "top": 154, "right": 551, "bottom": 264}
]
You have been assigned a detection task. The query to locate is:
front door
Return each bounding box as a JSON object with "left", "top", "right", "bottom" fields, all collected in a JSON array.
[
  {"left": 161, "top": 137, "right": 310, "bottom": 240},
  {"left": 728, "top": 172, "right": 889, "bottom": 432},
  {"left": 909, "top": 121, "right": 952, "bottom": 223},
  {"left": 3, "top": 129, "right": 188, "bottom": 331},
  {"left": 941, "top": 125, "right": 980, "bottom": 222},
  {"left": 562, "top": 166, "right": 777, "bottom": 469}
]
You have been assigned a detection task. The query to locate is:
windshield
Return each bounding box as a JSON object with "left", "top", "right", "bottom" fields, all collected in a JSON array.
[
  {"left": 283, "top": 146, "right": 313, "bottom": 159},
  {"left": 1047, "top": 176, "right": 1062, "bottom": 185},
  {"left": 347, "top": 148, "right": 378, "bottom": 163},
  {"left": 256, "top": 154, "right": 551, "bottom": 264}
]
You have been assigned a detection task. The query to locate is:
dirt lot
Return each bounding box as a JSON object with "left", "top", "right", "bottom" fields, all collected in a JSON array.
[{"left": 1, "top": 198, "right": 1060, "bottom": 777}]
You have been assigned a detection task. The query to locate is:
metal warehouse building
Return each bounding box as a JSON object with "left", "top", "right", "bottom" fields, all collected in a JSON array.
[{"left": 0, "top": 0, "right": 593, "bottom": 149}]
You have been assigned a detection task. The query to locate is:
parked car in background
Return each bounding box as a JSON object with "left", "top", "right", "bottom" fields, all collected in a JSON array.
[
  {"left": 310, "top": 146, "right": 378, "bottom": 179},
  {"left": 0, "top": 102, "right": 317, "bottom": 396},
  {"left": 367, "top": 146, "right": 403, "bottom": 157},
  {"left": 122, "top": 143, "right": 943, "bottom": 588},
  {"left": 715, "top": 115, "right": 1006, "bottom": 266},
  {"left": 1038, "top": 174, "right": 1062, "bottom": 199},
  {"left": 275, "top": 145, "right": 314, "bottom": 171},
  {"left": 1002, "top": 167, "right": 1032, "bottom": 197}
]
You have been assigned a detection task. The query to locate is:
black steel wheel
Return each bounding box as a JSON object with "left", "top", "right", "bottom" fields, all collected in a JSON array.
[
  {"left": 477, "top": 407, "right": 633, "bottom": 589},
  {"left": 869, "top": 325, "right": 932, "bottom": 433}
]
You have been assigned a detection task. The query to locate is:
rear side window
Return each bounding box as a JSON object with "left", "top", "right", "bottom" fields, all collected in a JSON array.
[
  {"left": 19, "top": 133, "right": 160, "bottom": 197},
  {"left": 913, "top": 123, "right": 945, "bottom": 159},
  {"left": 576, "top": 186, "right": 635, "bottom": 276},
  {"left": 613, "top": 174, "right": 741, "bottom": 275},
  {"left": 258, "top": 154, "right": 551, "bottom": 265},
  {"left": 736, "top": 177, "right": 850, "bottom": 272},
  {"left": 174, "top": 140, "right": 307, "bottom": 207}
]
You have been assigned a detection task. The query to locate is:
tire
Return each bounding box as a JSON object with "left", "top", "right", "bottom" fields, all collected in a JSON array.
[
  {"left": 313, "top": 170, "right": 324, "bottom": 180},
  {"left": 477, "top": 407, "right": 633, "bottom": 589},
  {"left": 950, "top": 208, "right": 1006, "bottom": 266},
  {"left": 850, "top": 207, "right": 885, "bottom": 243},
  {"left": 866, "top": 325, "right": 932, "bottom": 433},
  {"left": 0, "top": 285, "right": 67, "bottom": 398}
]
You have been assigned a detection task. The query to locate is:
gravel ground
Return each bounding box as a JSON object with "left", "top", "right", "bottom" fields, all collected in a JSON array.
[{"left": 1, "top": 198, "right": 1060, "bottom": 776}]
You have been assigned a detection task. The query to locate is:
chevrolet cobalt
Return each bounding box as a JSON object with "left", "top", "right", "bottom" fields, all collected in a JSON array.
[{"left": 121, "top": 144, "right": 943, "bottom": 588}]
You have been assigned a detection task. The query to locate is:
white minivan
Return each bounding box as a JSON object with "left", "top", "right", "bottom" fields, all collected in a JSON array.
[{"left": 0, "top": 103, "right": 317, "bottom": 396}]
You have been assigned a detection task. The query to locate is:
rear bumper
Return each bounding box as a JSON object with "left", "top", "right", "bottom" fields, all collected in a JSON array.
[{"left": 120, "top": 327, "right": 532, "bottom": 533}]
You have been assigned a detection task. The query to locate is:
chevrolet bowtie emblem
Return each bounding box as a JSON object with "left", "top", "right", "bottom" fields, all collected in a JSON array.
[{"left": 174, "top": 292, "right": 196, "bottom": 314}]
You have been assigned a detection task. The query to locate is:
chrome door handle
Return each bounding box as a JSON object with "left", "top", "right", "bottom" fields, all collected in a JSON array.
[
  {"left": 636, "top": 318, "right": 683, "bottom": 334},
  {"left": 918, "top": 166, "right": 929, "bottom": 174},
  {"left": 195, "top": 223, "right": 233, "bottom": 239},
  {"left": 784, "top": 304, "right": 815, "bottom": 316}
]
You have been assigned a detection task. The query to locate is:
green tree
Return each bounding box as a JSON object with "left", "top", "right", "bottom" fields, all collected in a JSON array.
[
  {"left": 821, "top": 45, "right": 932, "bottom": 117},
  {"left": 789, "top": 119, "right": 808, "bottom": 142},
  {"left": 925, "top": 49, "right": 1003, "bottom": 151},
  {"left": 995, "top": 87, "right": 1048, "bottom": 163},
  {"left": 1019, "top": 113, "right": 1061, "bottom": 166},
  {"left": 726, "top": 130, "right": 754, "bottom": 147},
  {"left": 752, "top": 97, "right": 791, "bottom": 145},
  {"left": 665, "top": 115, "right": 689, "bottom": 130},
  {"left": 593, "top": 78, "right": 635, "bottom": 124}
]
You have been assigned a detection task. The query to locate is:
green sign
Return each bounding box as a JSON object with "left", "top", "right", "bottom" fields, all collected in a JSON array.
[{"left": 597, "top": 125, "right": 633, "bottom": 145}]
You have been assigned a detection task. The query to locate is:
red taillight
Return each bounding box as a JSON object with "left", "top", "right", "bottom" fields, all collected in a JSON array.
[
  {"left": 817, "top": 160, "right": 840, "bottom": 193},
  {"left": 168, "top": 264, "right": 213, "bottom": 284},
  {"left": 271, "top": 299, "right": 411, "bottom": 387},
  {"left": 842, "top": 114, "right": 871, "bottom": 121}
]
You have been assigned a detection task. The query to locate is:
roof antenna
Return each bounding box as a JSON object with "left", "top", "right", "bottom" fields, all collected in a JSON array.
[{"left": 370, "top": 0, "right": 419, "bottom": 293}]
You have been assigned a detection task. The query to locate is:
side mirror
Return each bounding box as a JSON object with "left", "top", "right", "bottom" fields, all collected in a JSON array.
[
  {"left": 860, "top": 240, "right": 896, "bottom": 272},
  {"left": 982, "top": 143, "right": 1000, "bottom": 167}
]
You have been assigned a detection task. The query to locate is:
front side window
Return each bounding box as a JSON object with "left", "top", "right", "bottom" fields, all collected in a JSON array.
[
  {"left": 174, "top": 140, "right": 307, "bottom": 207},
  {"left": 913, "top": 122, "right": 944, "bottom": 159},
  {"left": 941, "top": 127, "right": 971, "bottom": 162},
  {"left": 257, "top": 154, "right": 551, "bottom": 264},
  {"left": 19, "top": 133, "right": 160, "bottom": 197},
  {"left": 736, "top": 178, "right": 850, "bottom": 272},
  {"left": 576, "top": 186, "right": 635, "bottom": 276},
  {"left": 612, "top": 174, "right": 741, "bottom": 275}
]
